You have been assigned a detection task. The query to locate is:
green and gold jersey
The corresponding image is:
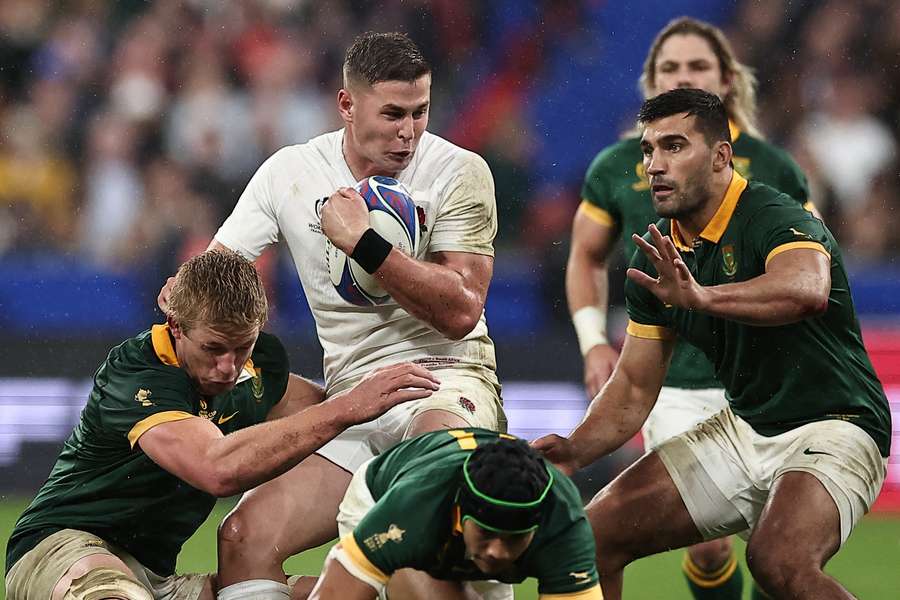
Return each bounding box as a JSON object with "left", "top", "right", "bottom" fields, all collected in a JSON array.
[
  {"left": 625, "top": 172, "right": 891, "bottom": 456},
  {"left": 581, "top": 125, "right": 811, "bottom": 388},
  {"left": 6, "top": 325, "right": 289, "bottom": 576},
  {"left": 339, "top": 428, "right": 601, "bottom": 599}
]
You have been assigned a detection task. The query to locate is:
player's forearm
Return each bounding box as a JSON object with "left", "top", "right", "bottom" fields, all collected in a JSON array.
[
  {"left": 696, "top": 270, "right": 828, "bottom": 326},
  {"left": 568, "top": 371, "right": 658, "bottom": 467},
  {"left": 376, "top": 250, "right": 487, "bottom": 340},
  {"left": 204, "top": 400, "right": 352, "bottom": 497},
  {"left": 566, "top": 250, "right": 610, "bottom": 315}
]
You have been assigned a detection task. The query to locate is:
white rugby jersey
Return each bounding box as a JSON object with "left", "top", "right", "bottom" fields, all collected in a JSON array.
[{"left": 215, "top": 129, "right": 498, "bottom": 395}]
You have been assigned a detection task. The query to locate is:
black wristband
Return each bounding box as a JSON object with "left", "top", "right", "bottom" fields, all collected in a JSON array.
[{"left": 350, "top": 228, "right": 393, "bottom": 274}]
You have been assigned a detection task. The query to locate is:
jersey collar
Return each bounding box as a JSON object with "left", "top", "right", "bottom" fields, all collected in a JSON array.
[
  {"left": 671, "top": 170, "right": 748, "bottom": 251},
  {"left": 150, "top": 323, "right": 256, "bottom": 378},
  {"left": 151, "top": 324, "right": 179, "bottom": 366}
]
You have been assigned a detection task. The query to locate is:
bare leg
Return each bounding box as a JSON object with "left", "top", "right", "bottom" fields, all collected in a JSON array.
[
  {"left": 746, "top": 471, "right": 852, "bottom": 599},
  {"left": 405, "top": 408, "right": 472, "bottom": 438},
  {"left": 585, "top": 451, "right": 705, "bottom": 600},
  {"left": 217, "top": 454, "right": 352, "bottom": 587}
]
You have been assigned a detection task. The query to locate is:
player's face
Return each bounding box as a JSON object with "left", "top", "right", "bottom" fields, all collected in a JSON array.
[
  {"left": 171, "top": 322, "right": 259, "bottom": 396},
  {"left": 640, "top": 113, "right": 714, "bottom": 219},
  {"left": 341, "top": 75, "right": 431, "bottom": 177},
  {"left": 652, "top": 34, "right": 730, "bottom": 99},
  {"left": 462, "top": 521, "right": 535, "bottom": 575}
]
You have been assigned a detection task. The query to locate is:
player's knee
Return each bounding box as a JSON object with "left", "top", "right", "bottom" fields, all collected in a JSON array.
[
  {"left": 687, "top": 537, "right": 733, "bottom": 572},
  {"left": 62, "top": 567, "right": 152, "bottom": 600},
  {"left": 746, "top": 540, "right": 816, "bottom": 594},
  {"left": 586, "top": 491, "right": 635, "bottom": 572}
]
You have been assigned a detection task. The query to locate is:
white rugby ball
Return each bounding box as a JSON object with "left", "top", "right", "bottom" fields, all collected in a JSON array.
[{"left": 326, "top": 176, "right": 420, "bottom": 306}]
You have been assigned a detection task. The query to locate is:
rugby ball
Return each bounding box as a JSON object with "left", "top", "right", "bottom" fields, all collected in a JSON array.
[{"left": 326, "top": 176, "right": 420, "bottom": 306}]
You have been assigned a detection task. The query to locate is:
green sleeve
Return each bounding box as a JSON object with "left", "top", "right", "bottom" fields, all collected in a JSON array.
[
  {"left": 751, "top": 202, "right": 832, "bottom": 268},
  {"left": 96, "top": 363, "right": 195, "bottom": 445},
  {"left": 534, "top": 517, "right": 599, "bottom": 594},
  {"left": 580, "top": 147, "right": 623, "bottom": 225}
]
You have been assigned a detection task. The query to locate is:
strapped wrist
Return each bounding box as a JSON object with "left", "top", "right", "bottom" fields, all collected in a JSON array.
[
  {"left": 350, "top": 228, "right": 393, "bottom": 274},
  {"left": 572, "top": 306, "right": 609, "bottom": 356}
]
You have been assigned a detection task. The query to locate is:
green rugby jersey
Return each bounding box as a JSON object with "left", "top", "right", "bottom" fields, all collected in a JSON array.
[
  {"left": 6, "top": 325, "right": 289, "bottom": 576},
  {"left": 339, "top": 428, "right": 601, "bottom": 599},
  {"left": 581, "top": 124, "right": 811, "bottom": 388},
  {"left": 625, "top": 172, "right": 891, "bottom": 456}
]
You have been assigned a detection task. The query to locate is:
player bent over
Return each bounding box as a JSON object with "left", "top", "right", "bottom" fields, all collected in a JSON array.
[
  {"left": 310, "top": 428, "right": 602, "bottom": 600},
  {"left": 536, "top": 89, "right": 891, "bottom": 600},
  {"left": 5, "top": 250, "right": 438, "bottom": 600}
]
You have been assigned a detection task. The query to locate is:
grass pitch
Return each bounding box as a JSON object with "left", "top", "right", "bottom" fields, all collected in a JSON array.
[{"left": 2, "top": 497, "right": 899, "bottom": 599}]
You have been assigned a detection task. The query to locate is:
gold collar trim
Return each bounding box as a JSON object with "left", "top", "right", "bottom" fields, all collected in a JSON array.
[{"left": 671, "top": 170, "right": 747, "bottom": 250}]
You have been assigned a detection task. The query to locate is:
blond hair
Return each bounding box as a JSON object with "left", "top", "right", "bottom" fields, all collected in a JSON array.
[
  {"left": 167, "top": 250, "right": 268, "bottom": 333},
  {"left": 639, "top": 16, "right": 762, "bottom": 138}
]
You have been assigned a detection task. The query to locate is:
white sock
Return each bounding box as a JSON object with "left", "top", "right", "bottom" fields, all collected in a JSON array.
[{"left": 217, "top": 579, "right": 291, "bottom": 600}]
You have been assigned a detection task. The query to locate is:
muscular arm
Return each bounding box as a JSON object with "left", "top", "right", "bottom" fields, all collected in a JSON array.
[
  {"left": 138, "top": 363, "right": 438, "bottom": 497},
  {"left": 567, "top": 334, "right": 674, "bottom": 468},
  {"left": 374, "top": 249, "right": 492, "bottom": 340},
  {"left": 627, "top": 225, "right": 831, "bottom": 327},
  {"left": 535, "top": 333, "right": 673, "bottom": 473},
  {"left": 695, "top": 248, "right": 830, "bottom": 325},
  {"left": 566, "top": 204, "right": 621, "bottom": 396}
]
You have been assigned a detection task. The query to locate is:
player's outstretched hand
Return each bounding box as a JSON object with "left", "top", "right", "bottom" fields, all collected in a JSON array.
[
  {"left": 626, "top": 224, "right": 707, "bottom": 311},
  {"left": 321, "top": 187, "right": 370, "bottom": 255},
  {"left": 531, "top": 434, "right": 579, "bottom": 476},
  {"left": 157, "top": 276, "right": 176, "bottom": 313},
  {"left": 583, "top": 344, "right": 619, "bottom": 399},
  {"left": 336, "top": 362, "right": 440, "bottom": 425}
]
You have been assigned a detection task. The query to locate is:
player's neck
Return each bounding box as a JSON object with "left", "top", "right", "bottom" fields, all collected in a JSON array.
[
  {"left": 341, "top": 134, "right": 399, "bottom": 181},
  {"left": 676, "top": 167, "right": 734, "bottom": 241}
]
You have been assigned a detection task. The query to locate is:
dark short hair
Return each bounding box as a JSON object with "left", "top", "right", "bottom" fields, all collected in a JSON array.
[
  {"left": 343, "top": 31, "right": 431, "bottom": 87},
  {"left": 467, "top": 438, "right": 550, "bottom": 503},
  {"left": 638, "top": 88, "right": 731, "bottom": 147}
]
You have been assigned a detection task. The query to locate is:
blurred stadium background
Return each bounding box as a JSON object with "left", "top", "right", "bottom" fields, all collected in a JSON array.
[{"left": 1, "top": 1, "right": 899, "bottom": 598}]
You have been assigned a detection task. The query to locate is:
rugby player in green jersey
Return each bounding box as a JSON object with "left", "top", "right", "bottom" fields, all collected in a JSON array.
[
  {"left": 5, "top": 250, "right": 439, "bottom": 600},
  {"left": 539, "top": 89, "right": 890, "bottom": 600},
  {"left": 566, "top": 17, "right": 816, "bottom": 600},
  {"left": 309, "top": 428, "right": 602, "bottom": 600}
]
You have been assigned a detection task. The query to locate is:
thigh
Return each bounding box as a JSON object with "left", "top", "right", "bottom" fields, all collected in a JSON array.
[
  {"left": 6, "top": 529, "right": 136, "bottom": 600},
  {"left": 224, "top": 453, "right": 352, "bottom": 554},
  {"left": 747, "top": 471, "right": 841, "bottom": 567},
  {"left": 760, "top": 419, "right": 886, "bottom": 545},
  {"left": 586, "top": 451, "right": 705, "bottom": 563},
  {"left": 404, "top": 371, "right": 505, "bottom": 438}
]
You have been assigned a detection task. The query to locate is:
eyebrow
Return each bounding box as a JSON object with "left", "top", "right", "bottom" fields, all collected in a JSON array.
[
  {"left": 641, "top": 133, "right": 689, "bottom": 147},
  {"left": 382, "top": 102, "right": 430, "bottom": 112}
]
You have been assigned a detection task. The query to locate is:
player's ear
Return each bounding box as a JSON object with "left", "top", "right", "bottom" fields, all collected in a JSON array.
[
  {"left": 337, "top": 88, "right": 353, "bottom": 124},
  {"left": 712, "top": 140, "right": 732, "bottom": 172},
  {"left": 168, "top": 316, "right": 183, "bottom": 339}
]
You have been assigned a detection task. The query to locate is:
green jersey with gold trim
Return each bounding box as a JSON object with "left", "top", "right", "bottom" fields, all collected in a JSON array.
[
  {"left": 6, "top": 325, "right": 289, "bottom": 576},
  {"left": 625, "top": 173, "right": 891, "bottom": 456},
  {"left": 580, "top": 126, "right": 810, "bottom": 389},
  {"left": 340, "top": 428, "right": 601, "bottom": 599}
]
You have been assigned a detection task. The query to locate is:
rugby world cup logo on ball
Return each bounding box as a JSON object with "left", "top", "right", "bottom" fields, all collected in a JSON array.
[{"left": 326, "top": 176, "right": 421, "bottom": 306}]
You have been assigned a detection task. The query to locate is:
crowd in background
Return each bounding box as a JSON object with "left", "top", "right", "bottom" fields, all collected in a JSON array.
[{"left": 0, "top": 0, "right": 898, "bottom": 330}]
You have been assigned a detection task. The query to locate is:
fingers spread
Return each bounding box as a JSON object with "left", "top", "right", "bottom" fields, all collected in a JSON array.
[{"left": 626, "top": 267, "right": 659, "bottom": 290}]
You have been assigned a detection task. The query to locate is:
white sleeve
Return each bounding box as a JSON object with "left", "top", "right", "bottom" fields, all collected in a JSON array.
[
  {"left": 428, "top": 152, "right": 497, "bottom": 257},
  {"left": 214, "top": 150, "right": 284, "bottom": 260}
]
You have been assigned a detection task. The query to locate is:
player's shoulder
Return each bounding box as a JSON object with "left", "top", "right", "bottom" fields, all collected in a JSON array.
[
  {"left": 97, "top": 327, "right": 193, "bottom": 404},
  {"left": 735, "top": 132, "right": 798, "bottom": 166},
  {"left": 413, "top": 131, "right": 491, "bottom": 177},
  {"left": 249, "top": 331, "right": 289, "bottom": 372},
  {"left": 264, "top": 129, "right": 344, "bottom": 171}
]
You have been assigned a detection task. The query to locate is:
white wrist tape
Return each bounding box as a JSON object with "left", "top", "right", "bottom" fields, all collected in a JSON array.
[{"left": 572, "top": 306, "right": 609, "bottom": 356}]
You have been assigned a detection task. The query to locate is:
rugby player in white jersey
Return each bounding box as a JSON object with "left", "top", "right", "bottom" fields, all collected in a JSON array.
[{"left": 158, "top": 32, "right": 505, "bottom": 600}]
